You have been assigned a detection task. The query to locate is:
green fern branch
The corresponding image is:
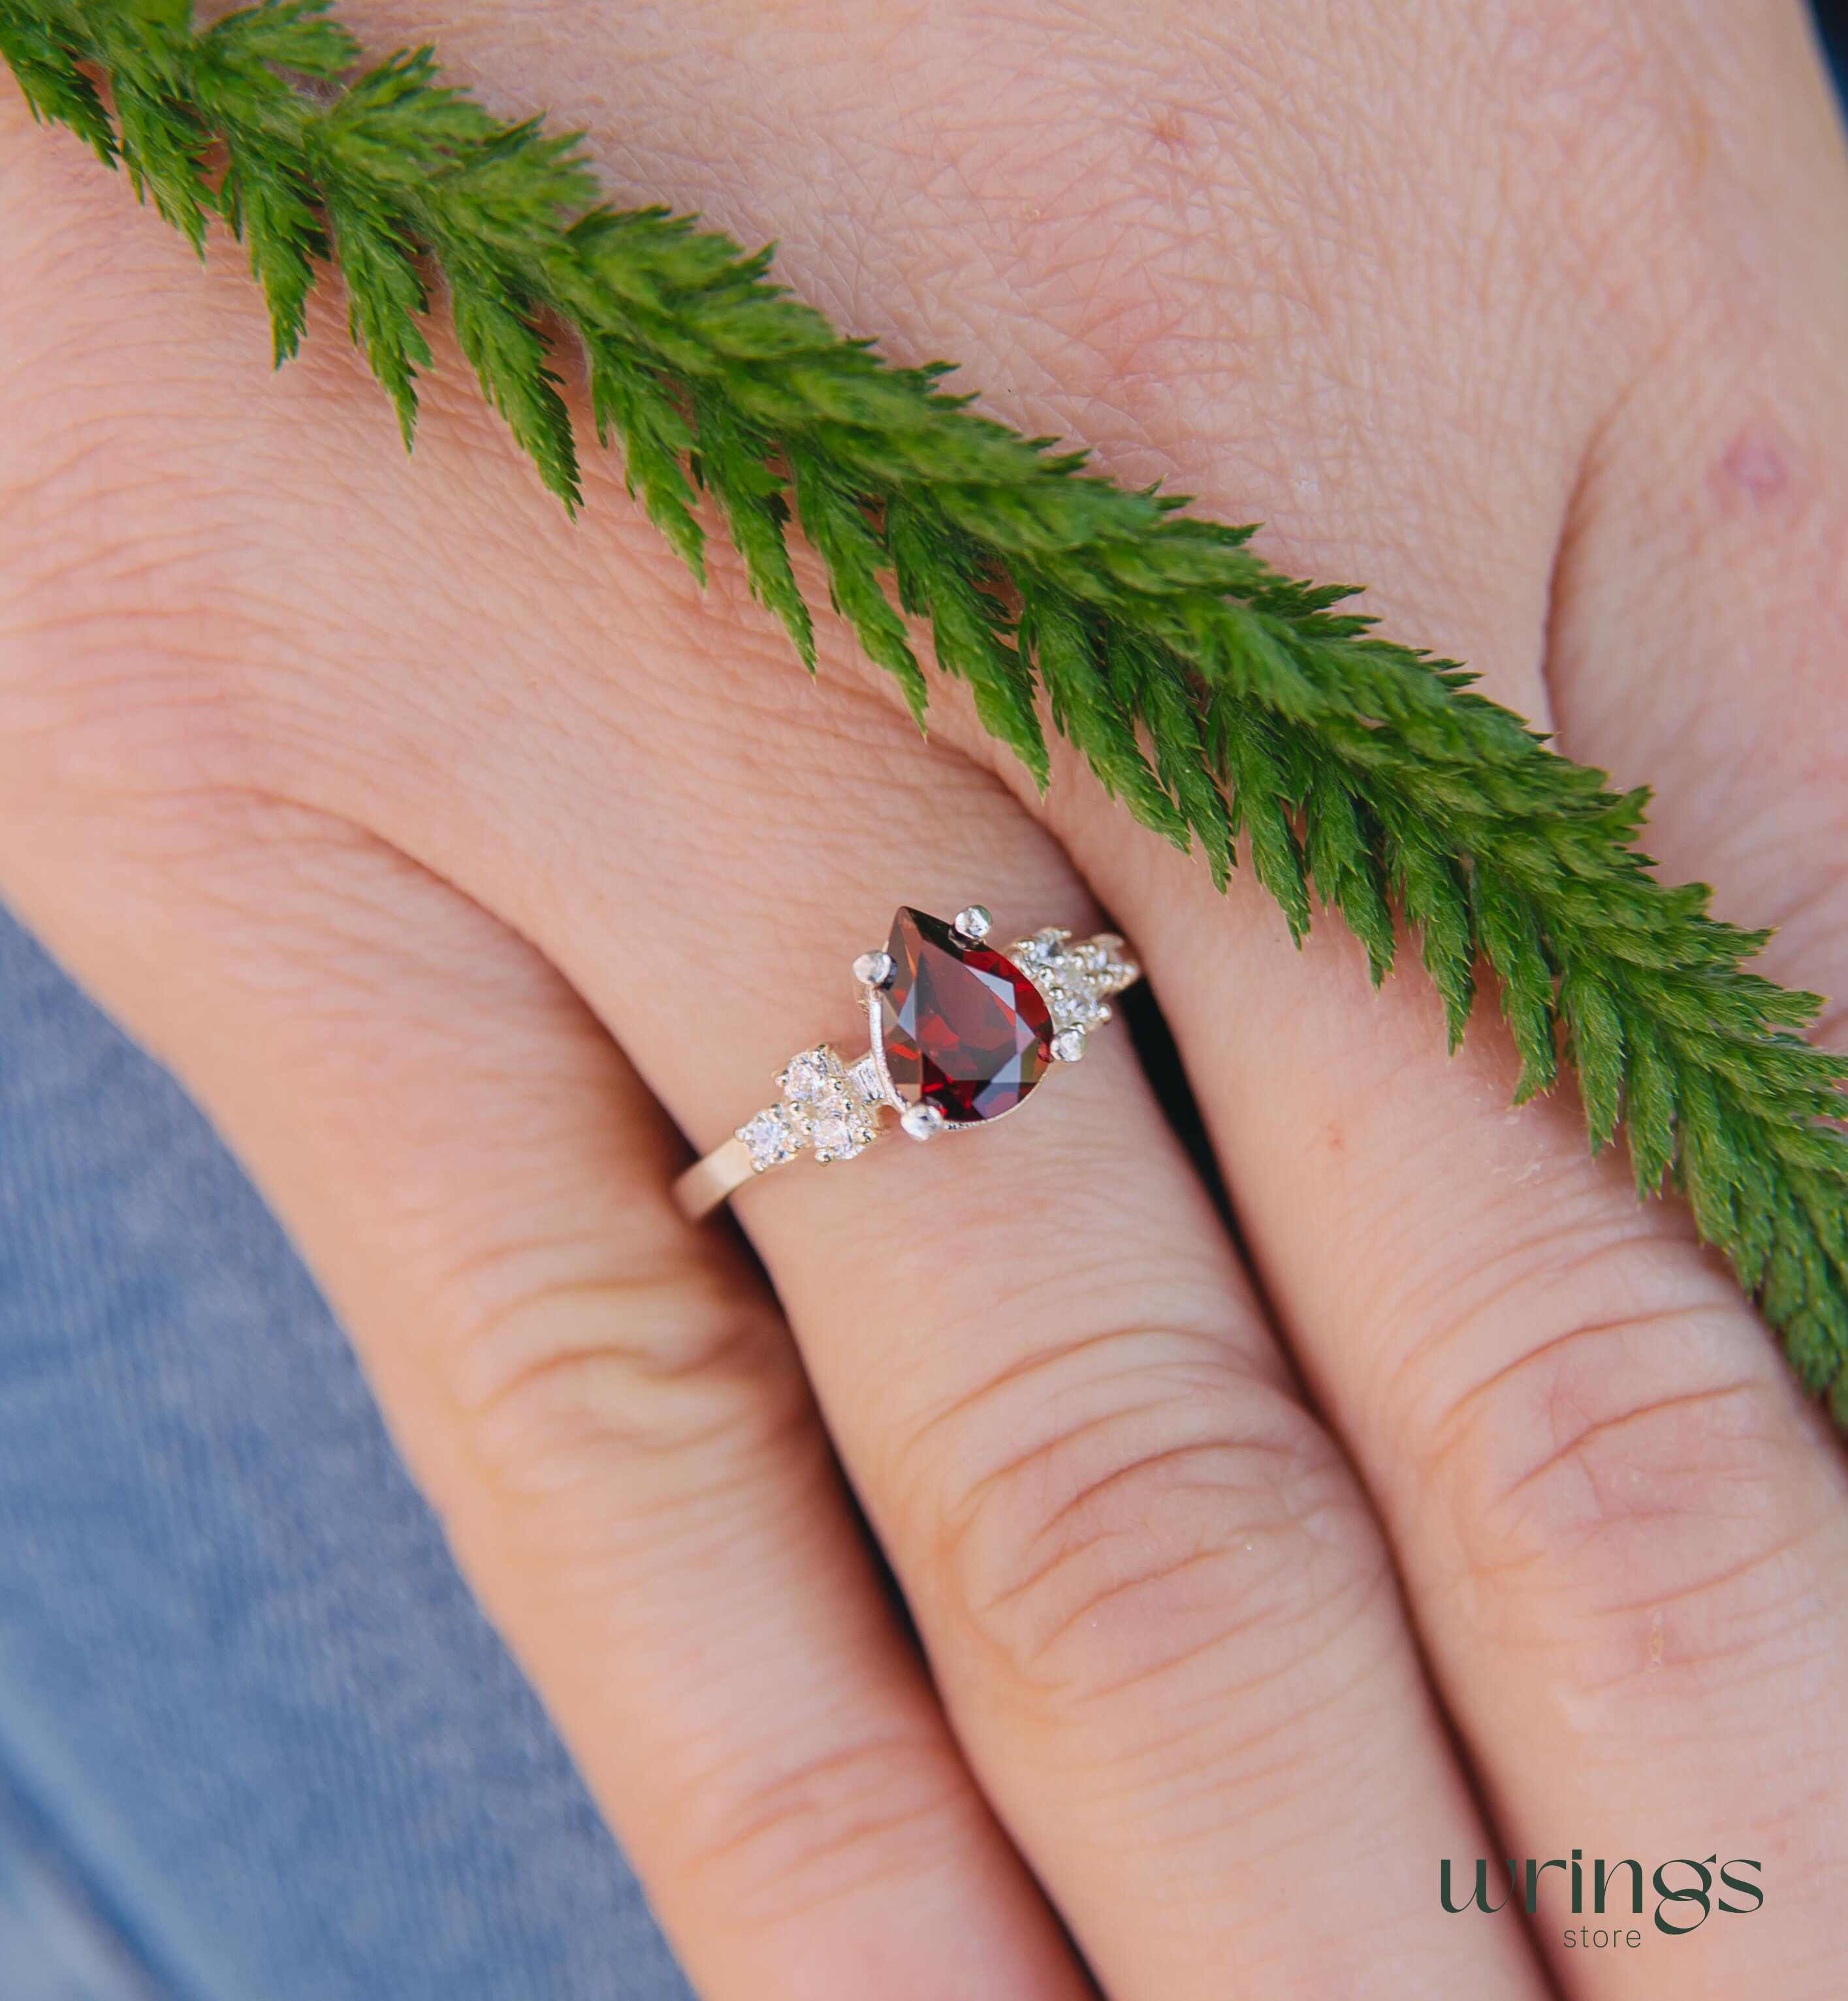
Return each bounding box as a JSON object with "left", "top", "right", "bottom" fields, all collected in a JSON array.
[{"left": 5, "top": 0, "right": 1847, "bottom": 1414}]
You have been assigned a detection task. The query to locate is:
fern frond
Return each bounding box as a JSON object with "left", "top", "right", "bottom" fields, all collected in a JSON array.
[{"left": 6, "top": 0, "right": 1846, "bottom": 1421}]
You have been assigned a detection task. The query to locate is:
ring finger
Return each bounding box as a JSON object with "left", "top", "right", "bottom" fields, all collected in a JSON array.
[{"left": 323, "top": 585, "right": 1552, "bottom": 1998}]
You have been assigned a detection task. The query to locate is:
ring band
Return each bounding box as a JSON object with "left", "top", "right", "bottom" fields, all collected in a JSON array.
[{"left": 673, "top": 904, "right": 1140, "bottom": 1221}]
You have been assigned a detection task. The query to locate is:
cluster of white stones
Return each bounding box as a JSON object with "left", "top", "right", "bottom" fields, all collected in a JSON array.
[
  {"left": 1008, "top": 928, "right": 1140, "bottom": 1061},
  {"left": 737, "top": 1044, "right": 885, "bottom": 1174}
]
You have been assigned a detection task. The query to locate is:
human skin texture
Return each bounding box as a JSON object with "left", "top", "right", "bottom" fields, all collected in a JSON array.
[{"left": 2, "top": 2, "right": 1847, "bottom": 1996}]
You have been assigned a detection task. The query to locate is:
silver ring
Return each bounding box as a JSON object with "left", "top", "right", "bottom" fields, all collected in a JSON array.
[{"left": 673, "top": 904, "right": 1140, "bottom": 1221}]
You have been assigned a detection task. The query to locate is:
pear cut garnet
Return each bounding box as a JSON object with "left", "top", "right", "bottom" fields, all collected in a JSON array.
[{"left": 878, "top": 907, "right": 1054, "bottom": 1125}]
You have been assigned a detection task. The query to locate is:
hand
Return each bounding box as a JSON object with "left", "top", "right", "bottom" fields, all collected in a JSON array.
[{"left": 3, "top": 4, "right": 1845, "bottom": 1994}]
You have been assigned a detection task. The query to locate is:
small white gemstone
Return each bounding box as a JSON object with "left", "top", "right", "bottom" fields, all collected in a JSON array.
[
  {"left": 738, "top": 1109, "right": 799, "bottom": 1171},
  {"left": 853, "top": 950, "right": 893, "bottom": 988},
  {"left": 779, "top": 1048, "right": 837, "bottom": 1103},
  {"left": 900, "top": 1104, "right": 944, "bottom": 1141},
  {"left": 810, "top": 1113, "right": 861, "bottom": 1160},
  {"left": 953, "top": 904, "right": 993, "bottom": 941},
  {"left": 1051, "top": 1029, "right": 1085, "bottom": 1064}
]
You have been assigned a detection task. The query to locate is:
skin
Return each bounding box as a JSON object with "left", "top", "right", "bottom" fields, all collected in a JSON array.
[{"left": 1, "top": 0, "right": 1845, "bottom": 1994}]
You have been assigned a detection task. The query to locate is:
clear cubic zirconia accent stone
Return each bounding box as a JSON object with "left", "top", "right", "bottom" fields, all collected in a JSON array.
[
  {"left": 738, "top": 1107, "right": 799, "bottom": 1172},
  {"left": 775, "top": 1045, "right": 882, "bottom": 1163},
  {"left": 1010, "top": 928, "right": 1139, "bottom": 1054}
]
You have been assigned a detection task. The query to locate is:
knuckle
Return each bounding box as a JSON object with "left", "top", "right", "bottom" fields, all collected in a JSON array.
[
  {"left": 1486, "top": 1, "right": 1708, "bottom": 315},
  {"left": 0, "top": 384, "right": 259, "bottom": 817},
  {"left": 1493, "top": 0, "right": 1663, "bottom": 127},
  {"left": 870, "top": 33, "right": 1293, "bottom": 439},
  {"left": 1426, "top": 1274, "right": 1826, "bottom": 1689},
  {"left": 921, "top": 1331, "right": 1389, "bottom": 1710},
  {"left": 0, "top": 555, "right": 248, "bottom": 831},
  {"left": 673, "top": 1728, "right": 978, "bottom": 1932},
  {"left": 0, "top": 232, "right": 389, "bottom": 823},
  {"left": 440, "top": 1248, "right": 812, "bottom": 1511}
]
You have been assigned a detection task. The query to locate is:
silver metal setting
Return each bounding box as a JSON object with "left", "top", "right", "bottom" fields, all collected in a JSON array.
[
  {"left": 863, "top": 979, "right": 904, "bottom": 1114},
  {"left": 899, "top": 1103, "right": 948, "bottom": 1142},
  {"left": 672, "top": 905, "right": 1141, "bottom": 1221}
]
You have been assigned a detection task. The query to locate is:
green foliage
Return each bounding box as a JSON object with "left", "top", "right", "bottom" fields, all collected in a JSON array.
[
  {"left": 0, "top": 7, "right": 112, "bottom": 160},
  {"left": 886, "top": 494, "right": 1045, "bottom": 784},
  {"left": 789, "top": 447, "right": 925, "bottom": 722},
  {"left": 588, "top": 340, "right": 706, "bottom": 580},
  {"left": 692, "top": 388, "right": 811, "bottom": 665},
  {"left": 6, "top": 0, "right": 1848, "bottom": 1421}
]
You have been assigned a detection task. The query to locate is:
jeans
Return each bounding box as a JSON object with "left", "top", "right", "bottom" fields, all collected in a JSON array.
[{"left": 0, "top": 905, "right": 692, "bottom": 2000}]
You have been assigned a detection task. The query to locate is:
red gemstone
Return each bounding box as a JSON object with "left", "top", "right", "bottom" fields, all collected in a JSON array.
[{"left": 878, "top": 907, "right": 1053, "bottom": 1124}]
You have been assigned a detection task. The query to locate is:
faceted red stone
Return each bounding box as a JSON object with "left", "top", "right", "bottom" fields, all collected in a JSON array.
[{"left": 878, "top": 907, "right": 1053, "bottom": 1124}]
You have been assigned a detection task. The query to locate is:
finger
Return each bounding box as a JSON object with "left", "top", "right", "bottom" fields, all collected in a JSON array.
[
  {"left": 1101, "top": 857, "right": 1848, "bottom": 1996},
  {"left": 1047, "top": 29, "right": 1848, "bottom": 1997},
  {"left": 1494, "top": 14, "right": 1848, "bottom": 1983},
  {"left": 0, "top": 802, "right": 1094, "bottom": 2001}
]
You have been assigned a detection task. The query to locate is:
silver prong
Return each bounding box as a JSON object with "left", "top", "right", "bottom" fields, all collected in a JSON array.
[
  {"left": 1050, "top": 1029, "right": 1085, "bottom": 1064},
  {"left": 852, "top": 949, "right": 895, "bottom": 989},
  {"left": 952, "top": 904, "right": 993, "bottom": 942},
  {"left": 899, "top": 1103, "right": 946, "bottom": 1142}
]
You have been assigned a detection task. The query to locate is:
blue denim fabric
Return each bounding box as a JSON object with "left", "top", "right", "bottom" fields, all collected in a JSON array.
[{"left": 0, "top": 905, "right": 693, "bottom": 2000}]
